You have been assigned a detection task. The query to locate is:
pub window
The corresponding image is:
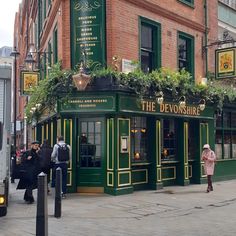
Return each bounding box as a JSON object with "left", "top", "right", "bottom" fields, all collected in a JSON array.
[
  {"left": 161, "top": 119, "right": 177, "bottom": 160},
  {"left": 140, "top": 17, "right": 161, "bottom": 73},
  {"left": 131, "top": 117, "right": 148, "bottom": 162},
  {"left": 178, "top": 32, "right": 194, "bottom": 80},
  {"left": 215, "top": 111, "right": 236, "bottom": 159}
]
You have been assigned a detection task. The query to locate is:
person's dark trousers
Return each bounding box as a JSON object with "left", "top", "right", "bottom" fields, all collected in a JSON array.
[
  {"left": 207, "top": 175, "right": 213, "bottom": 191},
  {"left": 54, "top": 162, "right": 68, "bottom": 194},
  {"left": 24, "top": 188, "right": 34, "bottom": 203}
]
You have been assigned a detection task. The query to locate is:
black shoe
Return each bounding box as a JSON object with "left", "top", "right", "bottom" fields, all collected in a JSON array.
[{"left": 61, "top": 193, "right": 66, "bottom": 199}]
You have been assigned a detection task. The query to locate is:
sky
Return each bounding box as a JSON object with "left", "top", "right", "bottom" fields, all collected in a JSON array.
[{"left": 0, "top": 0, "right": 22, "bottom": 48}]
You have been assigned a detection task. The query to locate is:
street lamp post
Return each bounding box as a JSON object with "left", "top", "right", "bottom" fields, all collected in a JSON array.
[{"left": 10, "top": 47, "right": 20, "bottom": 154}]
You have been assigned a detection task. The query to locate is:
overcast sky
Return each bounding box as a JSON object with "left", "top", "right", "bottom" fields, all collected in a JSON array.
[{"left": 0, "top": 0, "right": 22, "bottom": 48}]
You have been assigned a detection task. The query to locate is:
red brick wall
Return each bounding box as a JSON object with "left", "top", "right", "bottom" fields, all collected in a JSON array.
[{"left": 106, "top": 0, "right": 218, "bottom": 83}]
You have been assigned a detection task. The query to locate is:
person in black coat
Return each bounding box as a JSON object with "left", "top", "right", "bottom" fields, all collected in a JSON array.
[
  {"left": 38, "top": 139, "right": 53, "bottom": 192},
  {"left": 17, "top": 141, "right": 41, "bottom": 204}
]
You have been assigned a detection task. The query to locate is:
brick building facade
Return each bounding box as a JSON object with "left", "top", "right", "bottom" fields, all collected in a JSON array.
[{"left": 12, "top": 0, "right": 230, "bottom": 196}]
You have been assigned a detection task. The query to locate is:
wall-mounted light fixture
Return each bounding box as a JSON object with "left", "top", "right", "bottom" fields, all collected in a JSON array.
[
  {"left": 156, "top": 91, "right": 164, "bottom": 104},
  {"left": 198, "top": 99, "right": 206, "bottom": 111},
  {"left": 72, "top": 44, "right": 91, "bottom": 90},
  {"left": 179, "top": 96, "right": 186, "bottom": 108}
]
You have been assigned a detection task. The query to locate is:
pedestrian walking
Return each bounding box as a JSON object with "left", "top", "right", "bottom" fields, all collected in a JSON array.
[
  {"left": 16, "top": 141, "right": 41, "bottom": 203},
  {"left": 201, "top": 144, "right": 216, "bottom": 193},
  {"left": 38, "top": 139, "right": 53, "bottom": 193},
  {"left": 51, "top": 136, "right": 71, "bottom": 198}
]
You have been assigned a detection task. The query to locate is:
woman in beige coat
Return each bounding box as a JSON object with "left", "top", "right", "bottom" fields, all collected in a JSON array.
[{"left": 201, "top": 144, "right": 216, "bottom": 192}]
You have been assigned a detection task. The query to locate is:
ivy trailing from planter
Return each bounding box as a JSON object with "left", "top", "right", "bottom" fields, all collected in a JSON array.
[
  {"left": 26, "top": 63, "right": 236, "bottom": 122},
  {"left": 25, "top": 62, "right": 75, "bottom": 122}
]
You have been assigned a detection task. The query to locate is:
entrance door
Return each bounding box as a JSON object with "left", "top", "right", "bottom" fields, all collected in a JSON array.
[{"left": 77, "top": 118, "right": 104, "bottom": 191}]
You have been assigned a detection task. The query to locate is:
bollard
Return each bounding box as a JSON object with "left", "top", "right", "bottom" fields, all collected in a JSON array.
[
  {"left": 36, "top": 172, "right": 48, "bottom": 236},
  {"left": 54, "top": 167, "right": 62, "bottom": 218}
]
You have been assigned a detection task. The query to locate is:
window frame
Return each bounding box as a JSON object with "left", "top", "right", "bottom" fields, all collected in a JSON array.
[
  {"left": 178, "top": 0, "right": 194, "bottom": 8},
  {"left": 177, "top": 31, "right": 195, "bottom": 81},
  {"left": 130, "top": 117, "right": 148, "bottom": 163},
  {"left": 139, "top": 17, "right": 161, "bottom": 73},
  {"left": 215, "top": 110, "right": 236, "bottom": 159}
]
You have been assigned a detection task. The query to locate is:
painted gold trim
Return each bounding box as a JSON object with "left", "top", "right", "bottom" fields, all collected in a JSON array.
[
  {"left": 132, "top": 169, "right": 148, "bottom": 185},
  {"left": 51, "top": 122, "right": 53, "bottom": 147},
  {"left": 162, "top": 166, "right": 176, "bottom": 180},
  {"left": 157, "top": 168, "right": 162, "bottom": 182},
  {"left": 46, "top": 123, "right": 48, "bottom": 139},
  {"left": 107, "top": 172, "right": 114, "bottom": 186},
  {"left": 42, "top": 125, "right": 44, "bottom": 141},
  {"left": 189, "top": 164, "right": 192, "bottom": 178},
  {"left": 69, "top": 119, "right": 72, "bottom": 170},
  {"left": 184, "top": 122, "right": 189, "bottom": 180},
  {"left": 118, "top": 171, "right": 131, "bottom": 187},
  {"left": 156, "top": 120, "right": 161, "bottom": 167},
  {"left": 117, "top": 118, "right": 131, "bottom": 171},
  {"left": 201, "top": 163, "right": 207, "bottom": 177},
  {"left": 184, "top": 165, "right": 189, "bottom": 179},
  {"left": 67, "top": 171, "right": 72, "bottom": 186},
  {"left": 63, "top": 119, "right": 66, "bottom": 141},
  {"left": 107, "top": 118, "right": 114, "bottom": 171}
]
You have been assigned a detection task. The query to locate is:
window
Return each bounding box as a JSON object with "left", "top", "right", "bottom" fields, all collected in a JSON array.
[
  {"left": 53, "top": 27, "right": 58, "bottom": 63},
  {"left": 131, "top": 117, "right": 148, "bottom": 162},
  {"left": 80, "top": 121, "right": 102, "bottom": 167},
  {"left": 162, "top": 119, "right": 177, "bottom": 160},
  {"left": 215, "top": 111, "right": 236, "bottom": 159},
  {"left": 178, "top": 0, "right": 194, "bottom": 7},
  {"left": 178, "top": 32, "right": 194, "bottom": 79},
  {"left": 140, "top": 17, "right": 161, "bottom": 73}
]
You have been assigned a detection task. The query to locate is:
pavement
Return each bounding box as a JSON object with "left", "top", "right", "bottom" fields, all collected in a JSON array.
[{"left": 1, "top": 180, "right": 236, "bottom": 236}]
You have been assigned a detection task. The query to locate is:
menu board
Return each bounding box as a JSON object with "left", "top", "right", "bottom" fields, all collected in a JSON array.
[{"left": 71, "top": 0, "right": 106, "bottom": 69}]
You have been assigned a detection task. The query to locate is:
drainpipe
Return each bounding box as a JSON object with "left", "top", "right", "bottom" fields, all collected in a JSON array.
[
  {"left": 37, "top": 0, "right": 41, "bottom": 70},
  {"left": 204, "top": 0, "right": 208, "bottom": 77}
]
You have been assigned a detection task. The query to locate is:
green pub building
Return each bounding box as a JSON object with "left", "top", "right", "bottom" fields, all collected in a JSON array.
[
  {"left": 21, "top": 0, "right": 236, "bottom": 195},
  {"left": 33, "top": 89, "right": 219, "bottom": 195}
]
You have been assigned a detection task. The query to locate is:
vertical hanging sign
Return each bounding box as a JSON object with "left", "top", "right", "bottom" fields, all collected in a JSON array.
[
  {"left": 71, "top": 0, "right": 106, "bottom": 69},
  {"left": 215, "top": 47, "right": 236, "bottom": 79}
]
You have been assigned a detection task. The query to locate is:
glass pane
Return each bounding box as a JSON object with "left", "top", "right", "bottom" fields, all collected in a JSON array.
[
  {"left": 88, "top": 134, "right": 94, "bottom": 144},
  {"left": 96, "top": 145, "right": 101, "bottom": 157},
  {"left": 131, "top": 117, "right": 147, "bottom": 162},
  {"left": 95, "top": 134, "right": 101, "bottom": 145},
  {"left": 81, "top": 122, "right": 87, "bottom": 133},
  {"left": 188, "top": 123, "right": 195, "bottom": 160},
  {"left": 141, "top": 25, "right": 152, "bottom": 50},
  {"left": 162, "top": 119, "right": 176, "bottom": 160},
  {"left": 215, "top": 113, "right": 222, "bottom": 127},
  {"left": 223, "top": 112, "right": 230, "bottom": 128},
  {"left": 141, "top": 50, "right": 152, "bottom": 73},
  {"left": 224, "top": 131, "right": 231, "bottom": 159},
  {"left": 232, "top": 131, "right": 236, "bottom": 158},
  {"left": 231, "top": 113, "right": 236, "bottom": 128},
  {"left": 215, "top": 130, "right": 222, "bottom": 159},
  {"left": 95, "top": 121, "right": 101, "bottom": 133},
  {"left": 88, "top": 122, "right": 94, "bottom": 133},
  {"left": 179, "top": 38, "right": 187, "bottom": 60},
  {"left": 80, "top": 120, "right": 102, "bottom": 168}
]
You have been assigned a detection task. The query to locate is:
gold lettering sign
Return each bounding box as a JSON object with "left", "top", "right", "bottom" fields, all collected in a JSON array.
[
  {"left": 216, "top": 47, "right": 236, "bottom": 79},
  {"left": 141, "top": 100, "right": 201, "bottom": 116},
  {"left": 21, "top": 72, "right": 39, "bottom": 95}
]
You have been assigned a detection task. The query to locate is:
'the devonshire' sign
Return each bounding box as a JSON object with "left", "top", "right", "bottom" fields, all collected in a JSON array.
[{"left": 141, "top": 101, "right": 201, "bottom": 116}]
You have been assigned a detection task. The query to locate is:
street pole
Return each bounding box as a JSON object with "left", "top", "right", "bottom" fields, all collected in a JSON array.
[{"left": 10, "top": 47, "right": 20, "bottom": 154}]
